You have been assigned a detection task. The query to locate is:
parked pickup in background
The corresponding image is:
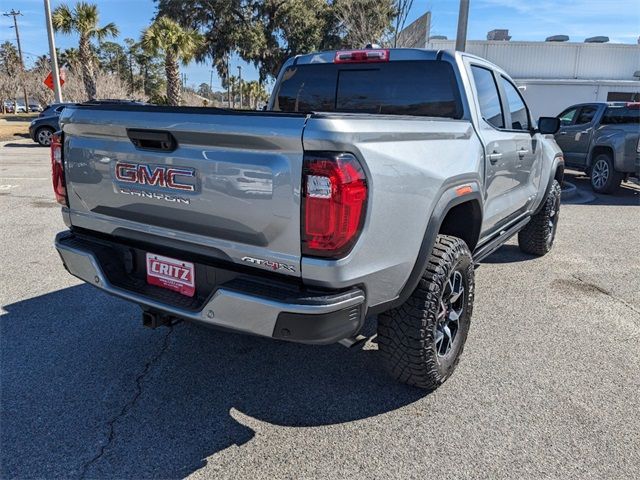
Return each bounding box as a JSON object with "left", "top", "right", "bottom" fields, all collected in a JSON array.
[
  {"left": 555, "top": 102, "right": 640, "bottom": 193},
  {"left": 53, "top": 48, "right": 564, "bottom": 390}
]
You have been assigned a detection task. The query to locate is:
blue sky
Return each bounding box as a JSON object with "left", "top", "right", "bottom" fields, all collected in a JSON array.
[{"left": 2, "top": 0, "right": 638, "bottom": 90}]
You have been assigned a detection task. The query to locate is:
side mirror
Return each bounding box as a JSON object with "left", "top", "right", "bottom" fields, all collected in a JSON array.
[{"left": 537, "top": 116, "right": 560, "bottom": 134}]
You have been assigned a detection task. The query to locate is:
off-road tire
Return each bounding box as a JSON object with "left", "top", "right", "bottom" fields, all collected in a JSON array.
[
  {"left": 590, "top": 153, "right": 622, "bottom": 194},
  {"left": 518, "top": 179, "right": 561, "bottom": 256},
  {"left": 377, "top": 235, "right": 474, "bottom": 391}
]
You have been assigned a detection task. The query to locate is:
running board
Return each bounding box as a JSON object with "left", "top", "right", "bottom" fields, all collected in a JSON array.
[{"left": 473, "top": 216, "right": 531, "bottom": 264}]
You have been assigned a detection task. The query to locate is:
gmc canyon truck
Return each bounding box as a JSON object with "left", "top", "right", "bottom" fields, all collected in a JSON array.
[
  {"left": 555, "top": 102, "right": 640, "bottom": 194},
  {"left": 53, "top": 48, "right": 563, "bottom": 390}
]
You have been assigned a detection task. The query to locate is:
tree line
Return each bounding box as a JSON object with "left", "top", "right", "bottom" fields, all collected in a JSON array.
[{"left": 0, "top": 0, "right": 413, "bottom": 109}]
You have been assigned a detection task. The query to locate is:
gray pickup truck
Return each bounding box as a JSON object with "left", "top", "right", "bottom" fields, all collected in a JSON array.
[
  {"left": 53, "top": 48, "right": 563, "bottom": 390},
  {"left": 555, "top": 102, "right": 640, "bottom": 193}
]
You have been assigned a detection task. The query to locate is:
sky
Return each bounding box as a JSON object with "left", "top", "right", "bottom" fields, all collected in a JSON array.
[{"left": 1, "top": 0, "right": 638, "bottom": 91}]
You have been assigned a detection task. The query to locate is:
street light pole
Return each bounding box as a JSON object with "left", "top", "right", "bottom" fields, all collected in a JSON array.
[
  {"left": 44, "top": 0, "right": 63, "bottom": 102},
  {"left": 455, "top": 0, "right": 470, "bottom": 52},
  {"left": 3, "top": 9, "right": 30, "bottom": 110},
  {"left": 237, "top": 65, "right": 242, "bottom": 109}
]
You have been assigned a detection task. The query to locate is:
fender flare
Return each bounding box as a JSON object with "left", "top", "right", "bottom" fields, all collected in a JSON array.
[
  {"left": 535, "top": 155, "right": 564, "bottom": 214},
  {"left": 368, "top": 183, "right": 483, "bottom": 315}
]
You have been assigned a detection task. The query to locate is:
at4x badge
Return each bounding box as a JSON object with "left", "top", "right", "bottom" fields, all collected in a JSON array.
[{"left": 241, "top": 256, "right": 296, "bottom": 273}]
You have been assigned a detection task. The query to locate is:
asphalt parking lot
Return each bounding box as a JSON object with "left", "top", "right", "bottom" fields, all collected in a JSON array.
[{"left": 1, "top": 139, "right": 639, "bottom": 479}]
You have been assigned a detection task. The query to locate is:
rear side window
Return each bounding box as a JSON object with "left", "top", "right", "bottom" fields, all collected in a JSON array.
[
  {"left": 471, "top": 66, "right": 504, "bottom": 128},
  {"left": 274, "top": 60, "right": 463, "bottom": 118},
  {"left": 602, "top": 106, "right": 640, "bottom": 124},
  {"left": 500, "top": 77, "right": 530, "bottom": 130}
]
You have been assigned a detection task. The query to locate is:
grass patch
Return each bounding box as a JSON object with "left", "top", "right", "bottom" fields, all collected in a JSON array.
[{"left": 0, "top": 119, "right": 32, "bottom": 142}]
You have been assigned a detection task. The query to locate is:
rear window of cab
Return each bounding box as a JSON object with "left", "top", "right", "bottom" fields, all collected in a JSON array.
[
  {"left": 273, "top": 60, "right": 463, "bottom": 119},
  {"left": 602, "top": 106, "right": 640, "bottom": 124}
]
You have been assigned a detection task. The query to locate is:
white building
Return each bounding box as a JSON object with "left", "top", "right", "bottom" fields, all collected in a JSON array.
[
  {"left": 397, "top": 13, "right": 640, "bottom": 118},
  {"left": 424, "top": 38, "right": 640, "bottom": 118}
]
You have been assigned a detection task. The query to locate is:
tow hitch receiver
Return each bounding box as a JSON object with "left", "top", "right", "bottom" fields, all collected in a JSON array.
[{"left": 142, "top": 310, "right": 181, "bottom": 329}]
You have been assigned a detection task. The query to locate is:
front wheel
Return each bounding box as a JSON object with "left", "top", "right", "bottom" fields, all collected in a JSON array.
[
  {"left": 518, "top": 179, "right": 561, "bottom": 256},
  {"left": 377, "top": 235, "right": 474, "bottom": 391},
  {"left": 590, "top": 154, "right": 622, "bottom": 194}
]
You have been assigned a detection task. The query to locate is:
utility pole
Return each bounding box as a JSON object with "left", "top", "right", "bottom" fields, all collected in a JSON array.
[
  {"left": 3, "top": 9, "right": 29, "bottom": 111},
  {"left": 44, "top": 0, "right": 63, "bottom": 102},
  {"left": 237, "top": 65, "right": 242, "bottom": 109},
  {"left": 209, "top": 69, "right": 214, "bottom": 93},
  {"left": 455, "top": 0, "right": 470, "bottom": 52}
]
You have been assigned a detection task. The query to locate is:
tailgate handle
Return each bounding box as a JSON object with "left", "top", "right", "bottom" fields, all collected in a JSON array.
[{"left": 127, "top": 129, "right": 177, "bottom": 152}]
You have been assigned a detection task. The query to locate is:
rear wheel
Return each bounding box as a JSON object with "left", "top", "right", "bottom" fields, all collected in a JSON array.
[
  {"left": 518, "top": 179, "right": 561, "bottom": 256},
  {"left": 590, "top": 153, "right": 622, "bottom": 194},
  {"left": 377, "top": 235, "right": 474, "bottom": 391},
  {"left": 35, "top": 127, "right": 54, "bottom": 147}
]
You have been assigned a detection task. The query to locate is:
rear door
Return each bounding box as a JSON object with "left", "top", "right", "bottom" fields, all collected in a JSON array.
[
  {"left": 61, "top": 106, "right": 307, "bottom": 276},
  {"left": 468, "top": 63, "right": 521, "bottom": 234}
]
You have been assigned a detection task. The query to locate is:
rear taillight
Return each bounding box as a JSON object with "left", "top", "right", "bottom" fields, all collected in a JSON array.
[
  {"left": 302, "top": 153, "right": 367, "bottom": 258},
  {"left": 50, "top": 133, "right": 67, "bottom": 206},
  {"left": 334, "top": 49, "right": 389, "bottom": 64}
]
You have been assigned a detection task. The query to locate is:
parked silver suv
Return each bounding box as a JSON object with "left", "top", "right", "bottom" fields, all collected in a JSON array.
[{"left": 53, "top": 48, "right": 563, "bottom": 390}]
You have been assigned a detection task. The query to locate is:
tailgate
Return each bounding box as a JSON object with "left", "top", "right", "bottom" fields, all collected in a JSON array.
[{"left": 60, "top": 106, "right": 307, "bottom": 276}]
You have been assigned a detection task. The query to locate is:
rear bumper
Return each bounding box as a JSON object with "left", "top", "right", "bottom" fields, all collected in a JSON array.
[{"left": 54, "top": 231, "right": 365, "bottom": 344}]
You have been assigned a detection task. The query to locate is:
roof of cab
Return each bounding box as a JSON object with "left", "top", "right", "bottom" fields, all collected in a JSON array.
[{"left": 289, "top": 48, "right": 455, "bottom": 66}]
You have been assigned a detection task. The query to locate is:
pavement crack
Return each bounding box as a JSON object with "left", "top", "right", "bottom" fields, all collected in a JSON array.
[
  {"left": 571, "top": 274, "right": 640, "bottom": 318},
  {"left": 79, "top": 326, "right": 174, "bottom": 479}
]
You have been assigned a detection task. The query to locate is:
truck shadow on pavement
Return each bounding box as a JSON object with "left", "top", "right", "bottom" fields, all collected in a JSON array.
[{"left": 1, "top": 285, "right": 424, "bottom": 479}]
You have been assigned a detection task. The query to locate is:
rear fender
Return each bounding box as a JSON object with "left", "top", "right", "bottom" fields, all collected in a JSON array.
[{"left": 368, "top": 182, "right": 482, "bottom": 315}]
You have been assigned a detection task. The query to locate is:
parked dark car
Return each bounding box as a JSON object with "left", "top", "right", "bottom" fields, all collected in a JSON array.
[
  {"left": 555, "top": 102, "right": 640, "bottom": 193},
  {"left": 29, "top": 103, "right": 75, "bottom": 146},
  {"left": 30, "top": 100, "right": 147, "bottom": 146}
]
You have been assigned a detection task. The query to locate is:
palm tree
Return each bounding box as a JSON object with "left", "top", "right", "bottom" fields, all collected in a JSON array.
[
  {"left": 142, "top": 17, "right": 203, "bottom": 106},
  {"left": 59, "top": 48, "right": 81, "bottom": 73},
  {"left": 52, "top": 2, "right": 118, "bottom": 100},
  {"left": 227, "top": 75, "right": 239, "bottom": 109}
]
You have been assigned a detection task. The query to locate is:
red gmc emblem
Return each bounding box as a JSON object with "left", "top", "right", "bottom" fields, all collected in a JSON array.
[{"left": 114, "top": 162, "right": 196, "bottom": 192}]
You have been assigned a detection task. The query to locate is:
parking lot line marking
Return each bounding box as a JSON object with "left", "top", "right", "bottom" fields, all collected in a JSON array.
[{"left": 0, "top": 177, "right": 49, "bottom": 180}]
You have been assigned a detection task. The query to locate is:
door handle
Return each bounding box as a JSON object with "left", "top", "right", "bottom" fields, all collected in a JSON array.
[
  {"left": 580, "top": 130, "right": 590, "bottom": 134},
  {"left": 487, "top": 152, "right": 502, "bottom": 164},
  {"left": 559, "top": 132, "right": 567, "bottom": 135},
  {"left": 518, "top": 149, "right": 529, "bottom": 157}
]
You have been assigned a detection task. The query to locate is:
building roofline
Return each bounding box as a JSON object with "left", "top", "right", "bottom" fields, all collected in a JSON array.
[{"left": 428, "top": 39, "right": 640, "bottom": 49}]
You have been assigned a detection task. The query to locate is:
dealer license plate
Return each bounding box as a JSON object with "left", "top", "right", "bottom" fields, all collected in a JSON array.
[{"left": 146, "top": 253, "right": 195, "bottom": 297}]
